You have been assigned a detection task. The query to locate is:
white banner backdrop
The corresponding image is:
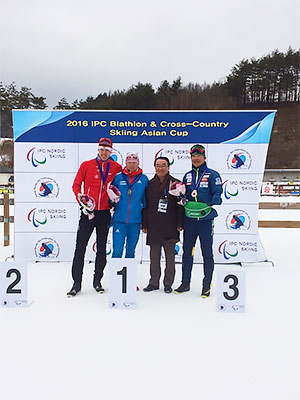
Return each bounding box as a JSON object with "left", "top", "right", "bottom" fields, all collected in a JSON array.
[
  {"left": 14, "top": 173, "right": 76, "bottom": 203},
  {"left": 13, "top": 110, "right": 275, "bottom": 264}
]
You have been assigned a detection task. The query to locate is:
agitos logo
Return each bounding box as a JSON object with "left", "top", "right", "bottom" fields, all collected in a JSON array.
[
  {"left": 92, "top": 240, "right": 112, "bottom": 256},
  {"left": 27, "top": 147, "right": 47, "bottom": 167},
  {"left": 227, "top": 149, "right": 252, "bottom": 170},
  {"left": 34, "top": 238, "right": 60, "bottom": 258},
  {"left": 222, "top": 180, "right": 239, "bottom": 199},
  {"left": 218, "top": 240, "right": 238, "bottom": 260},
  {"left": 28, "top": 208, "right": 47, "bottom": 227},
  {"left": 154, "top": 148, "right": 175, "bottom": 165}
]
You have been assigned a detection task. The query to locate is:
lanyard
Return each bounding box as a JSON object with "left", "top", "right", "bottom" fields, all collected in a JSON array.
[
  {"left": 122, "top": 172, "right": 141, "bottom": 192},
  {"left": 192, "top": 167, "right": 207, "bottom": 191},
  {"left": 95, "top": 158, "right": 110, "bottom": 186}
]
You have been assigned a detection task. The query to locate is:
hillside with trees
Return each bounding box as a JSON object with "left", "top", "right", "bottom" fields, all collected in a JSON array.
[{"left": 1, "top": 48, "right": 299, "bottom": 169}]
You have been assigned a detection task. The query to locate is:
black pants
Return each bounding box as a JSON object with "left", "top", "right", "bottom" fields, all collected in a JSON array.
[
  {"left": 71, "top": 210, "right": 111, "bottom": 285},
  {"left": 149, "top": 240, "right": 176, "bottom": 287}
]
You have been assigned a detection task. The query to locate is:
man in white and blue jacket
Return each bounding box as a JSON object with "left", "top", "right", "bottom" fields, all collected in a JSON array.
[
  {"left": 174, "top": 144, "right": 223, "bottom": 297},
  {"left": 111, "top": 153, "right": 148, "bottom": 258}
]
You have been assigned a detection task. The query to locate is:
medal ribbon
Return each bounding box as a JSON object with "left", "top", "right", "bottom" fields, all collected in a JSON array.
[
  {"left": 192, "top": 167, "right": 208, "bottom": 192},
  {"left": 122, "top": 172, "right": 142, "bottom": 192},
  {"left": 95, "top": 158, "right": 110, "bottom": 186}
]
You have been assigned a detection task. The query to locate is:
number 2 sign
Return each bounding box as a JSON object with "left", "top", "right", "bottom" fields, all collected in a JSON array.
[
  {"left": 0, "top": 262, "right": 28, "bottom": 307},
  {"left": 108, "top": 259, "right": 136, "bottom": 310},
  {"left": 217, "top": 270, "right": 245, "bottom": 313}
]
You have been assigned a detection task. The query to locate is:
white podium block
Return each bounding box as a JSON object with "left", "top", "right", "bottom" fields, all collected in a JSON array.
[
  {"left": 217, "top": 270, "right": 245, "bottom": 313},
  {"left": 108, "top": 258, "right": 136, "bottom": 310},
  {"left": 0, "top": 262, "right": 28, "bottom": 307}
]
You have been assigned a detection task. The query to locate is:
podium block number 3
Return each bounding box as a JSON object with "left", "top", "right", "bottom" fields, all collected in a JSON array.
[
  {"left": 223, "top": 274, "right": 239, "bottom": 301},
  {"left": 217, "top": 270, "right": 245, "bottom": 313}
]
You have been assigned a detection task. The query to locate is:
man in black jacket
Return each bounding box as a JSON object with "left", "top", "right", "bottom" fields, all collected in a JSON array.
[{"left": 142, "top": 157, "right": 184, "bottom": 293}]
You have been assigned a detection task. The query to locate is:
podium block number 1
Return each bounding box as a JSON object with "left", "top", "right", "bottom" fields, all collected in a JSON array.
[
  {"left": 0, "top": 262, "right": 28, "bottom": 307},
  {"left": 109, "top": 259, "right": 136, "bottom": 310},
  {"left": 117, "top": 267, "right": 127, "bottom": 293}
]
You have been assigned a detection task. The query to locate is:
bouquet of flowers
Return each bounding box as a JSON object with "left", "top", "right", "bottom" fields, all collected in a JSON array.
[
  {"left": 78, "top": 193, "right": 96, "bottom": 220},
  {"left": 169, "top": 181, "right": 187, "bottom": 206},
  {"left": 107, "top": 182, "right": 121, "bottom": 203}
]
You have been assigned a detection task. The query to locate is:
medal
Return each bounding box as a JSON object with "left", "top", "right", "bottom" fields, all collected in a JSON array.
[
  {"left": 191, "top": 167, "right": 208, "bottom": 199},
  {"left": 95, "top": 158, "right": 110, "bottom": 189},
  {"left": 122, "top": 172, "right": 141, "bottom": 198}
]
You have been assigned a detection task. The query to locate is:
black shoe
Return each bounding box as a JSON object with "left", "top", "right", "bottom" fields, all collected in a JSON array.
[
  {"left": 143, "top": 284, "right": 159, "bottom": 292},
  {"left": 164, "top": 286, "right": 172, "bottom": 294},
  {"left": 174, "top": 283, "right": 190, "bottom": 294},
  {"left": 93, "top": 283, "right": 105, "bottom": 293},
  {"left": 201, "top": 287, "right": 211, "bottom": 298},
  {"left": 67, "top": 283, "right": 81, "bottom": 297}
]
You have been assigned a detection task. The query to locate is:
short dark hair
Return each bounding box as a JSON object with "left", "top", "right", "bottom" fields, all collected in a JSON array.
[{"left": 154, "top": 156, "right": 170, "bottom": 167}]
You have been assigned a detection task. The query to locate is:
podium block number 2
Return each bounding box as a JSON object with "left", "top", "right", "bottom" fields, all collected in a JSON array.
[
  {"left": 0, "top": 262, "right": 28, "bottom": 307},
  {"left": 6, "top": 269, "right": 22, "bottom": 294}
]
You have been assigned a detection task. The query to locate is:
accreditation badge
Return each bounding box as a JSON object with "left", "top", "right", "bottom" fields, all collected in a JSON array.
[{"left": 157, "top": 198, "right": 168, "bottom": 213}]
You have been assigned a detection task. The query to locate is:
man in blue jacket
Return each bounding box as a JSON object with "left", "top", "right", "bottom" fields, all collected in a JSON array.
[
  {"left": 111, "top": 153, "right": 148, "bottom": 258},
  {"left": 174, "top": 144, "right": 223, "bottom": 297}
]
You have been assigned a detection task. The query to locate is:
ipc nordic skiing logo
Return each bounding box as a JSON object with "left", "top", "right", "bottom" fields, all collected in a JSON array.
[
  {"left": 222, "top": 180, "right": 239, "bottom": 199},
  {"left": 34, "top": 238, "right": 60, "bottom": 258},
  {"left": 93, "top": 239, "right": 112, "bottom": 256},
  {"left": 155, "top": 148, "right": 175, "bottom": 165},
  {"left": 28, "top": 208, "right": 47, "bottom": 227},
  {"left": 226, "top": 149, "right": 252, "bottom": 170},
  {"left": 27, "top": 147, "right": 47, "bottom": 167},
  {"left": 34, "top": 177, "right": 59, "bottom": 198},
  {"left": 218, "top": 240, "right": 239, "bottom": 260},
  {"left": 225, "top": 210, "right": 251, "bottom": 230}
]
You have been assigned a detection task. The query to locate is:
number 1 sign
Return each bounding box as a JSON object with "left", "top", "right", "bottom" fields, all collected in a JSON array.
[
  {"left": 0, "top": 262, "right": 28, "bottom": 307},
  {"left": 108, "top": 259, "right": 136, "bottom": 310}
]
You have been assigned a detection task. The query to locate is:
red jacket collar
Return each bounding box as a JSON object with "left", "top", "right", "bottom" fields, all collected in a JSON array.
[
  {"left": 123, "top": 167, "right": 142, "bottom": 184},
  {"left": 122, "top": 167, "right": 142, "bottom": 177}
]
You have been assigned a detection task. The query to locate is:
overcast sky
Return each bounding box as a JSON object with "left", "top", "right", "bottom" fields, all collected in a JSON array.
[{"left": 1, "top": 0, "right": 299, "bottom": 107}]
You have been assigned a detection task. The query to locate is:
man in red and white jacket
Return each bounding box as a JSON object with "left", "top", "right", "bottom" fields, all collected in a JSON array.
[{"left": 67, "top": 137, "right": 122, "bottom": 297}]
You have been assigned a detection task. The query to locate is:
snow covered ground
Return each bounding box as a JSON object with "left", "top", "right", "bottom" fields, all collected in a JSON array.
[{"left": 0, "top": 199, "right": 299, "bottom": 400}]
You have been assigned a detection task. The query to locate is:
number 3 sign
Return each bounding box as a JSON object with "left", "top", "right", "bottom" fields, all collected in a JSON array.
[
  {"left": 217, "top": 270, "right": 245, "bottom": 313},
  {"left": 0, "top": 262, "right": 28, "bottom": 307},
  {"left": 108, "top": 259, "right": 136, "bottom": 310}
]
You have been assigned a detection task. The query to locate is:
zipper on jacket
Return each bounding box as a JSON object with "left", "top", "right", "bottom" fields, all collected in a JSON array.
[
  {"left": 126, "top": 191, "right": 132, "bottom": 223},
  {"left": 195, "top": 168, "right": 200, "bottom": 221}
]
